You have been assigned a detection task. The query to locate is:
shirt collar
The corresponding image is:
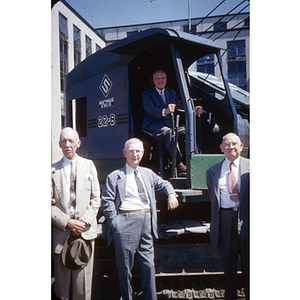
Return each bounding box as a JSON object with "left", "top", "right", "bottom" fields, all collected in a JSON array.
[
  {"left": 224, "top": 156, "right": 240, "bottom": 169},
  {"left": 126, "top": 163, "right": 140, "bottom": 174},
  {"left": 62, "top": 154, "right": 77, "bottom": 166},
  {"left": 155, "top": 87, "right": 165, "bottom": 94}
]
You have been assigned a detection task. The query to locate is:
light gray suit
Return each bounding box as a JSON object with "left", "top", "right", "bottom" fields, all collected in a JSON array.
[
  {"left": 206, "top": 156, "right": 250, "bottom": 300},
  {"left": 101, "top": 165, "right": 175, "bottom": 300},
  {"left": 51, "top": 155, "right": 100, "bottom": 300}
]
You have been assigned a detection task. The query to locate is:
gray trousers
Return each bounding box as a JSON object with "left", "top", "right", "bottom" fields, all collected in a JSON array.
[{"left": 113, "top": 211, "right": 157, "bottom": 300}]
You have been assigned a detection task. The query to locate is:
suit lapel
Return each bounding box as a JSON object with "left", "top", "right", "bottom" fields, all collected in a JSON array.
[
  {"left": 239, "top": 157, "right": 249, "bottom": 202},
  {"left": 117, "top": 167, "right": 127, "bottom": 201},
  {"left": 75, "top": 156, "right": 85, "bottom": 213},
  {"left": 164, "top": 88, "right": 171, "bottom": 105},
  {"left": 211, "top": 161, "right": 223, "bottom": 206},
  {"left": 153, "top": 87, "right": 166, "bottom": 107},
  {"left": 139, "top": 168, "right": 152, "bottom": 202},
  {"left": 76, "top": 156, "right": 85, "bottom": 194}
]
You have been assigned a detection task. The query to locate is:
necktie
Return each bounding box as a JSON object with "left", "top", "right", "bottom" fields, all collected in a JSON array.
[
  {"left": 160, "top": 90, "right": 166, "bottom": 104},
  {"left": 228, "top": 162, "right": 239, "bottom": 202},
  {"left": 70, "top": 161, "right": 76, "bottom": 209},
  {"left": 134, "top": 170, "right": 148, "bottom": 204}
]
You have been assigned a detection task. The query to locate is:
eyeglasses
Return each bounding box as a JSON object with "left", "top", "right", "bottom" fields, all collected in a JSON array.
[
  {"left": 223, "top": 142, "right": 239, "bottom": 148},
  {"left": 60, "top": 139, "right": 77, "bottom": 145}
]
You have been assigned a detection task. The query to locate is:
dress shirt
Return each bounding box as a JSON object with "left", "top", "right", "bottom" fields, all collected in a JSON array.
[
  {"left": 119, "top": 164, "right": 151, "bottom": 211},
  {"left": 62, "top": 155, "right": 78, "bottom": 218},
  {"left": 219, "top": 157, "right": 241, "bottom": 208}
]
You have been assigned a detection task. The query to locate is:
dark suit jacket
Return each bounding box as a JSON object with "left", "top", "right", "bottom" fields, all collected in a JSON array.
[
  {"left": 101, "top": 165, "right": 176, "bottom": 246},
  {"left": 206, "top": 157, "right": 250, "bottom": 248},
  {"left": 142, "top": 87, "right": 183, "bottom": 131}
]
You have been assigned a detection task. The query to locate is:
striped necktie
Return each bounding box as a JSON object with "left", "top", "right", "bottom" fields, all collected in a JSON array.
[
  {"left": 228, "top": 162, "right": 239, "bottom": 202},
  {"left": 134, "top": 170, "right": 148, "bottom": 204},
  {"left": 69, "top": 161, "right": 76, "bottom": 209}
]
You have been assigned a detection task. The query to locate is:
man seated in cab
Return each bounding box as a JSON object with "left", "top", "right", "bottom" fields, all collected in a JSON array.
[{"left": 142, "top": 69, "right": 203, "bottom": 176}]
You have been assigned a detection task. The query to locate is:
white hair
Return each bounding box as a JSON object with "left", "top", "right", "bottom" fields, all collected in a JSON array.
[
  {"left": 124, "top": 138, "right": 144, "bottom": 150},
  {"left": 60, "top": 127, "right": 80, "bottom": 142},
  {"left": 153, "top": 69, "right": 166, "bottom": 79},
  {"left": 221, "top": 133, "right": 241, "bottom": 144}
]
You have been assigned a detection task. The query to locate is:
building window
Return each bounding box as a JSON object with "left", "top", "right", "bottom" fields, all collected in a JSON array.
[
  {"left": 183, "top": 25, "right": 196, "bottom": 33},
  {"left": 59, "top": 13, "right": 68, "bottom": 92},
  {"left": 197, "top": 54, "right": 215, "bottom": 75},
  {"left": 96, "top": 44, "right": 101, "bottom": 52},
  {"left": 69, "top": 97, "right": 87, "bottom": 137},
  {"left": 73, "top": 25, "right": 81, "bottom": 67},
  {"left": 213, "top": 21, "right": 227, "bottom": 32},
  {"left": 227, "top": 40, "right": 247, "bottom": 90},
  {"left": 86, "top": 35, "right": 92, "bottom": 58},
  {"left": 244, "top": 18, "right": 250, "bottom": 28}
]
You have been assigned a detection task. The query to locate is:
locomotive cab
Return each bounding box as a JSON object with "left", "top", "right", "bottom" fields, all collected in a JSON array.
[{"left": 66, "top": 28, "right": 248, "bottom": 190}]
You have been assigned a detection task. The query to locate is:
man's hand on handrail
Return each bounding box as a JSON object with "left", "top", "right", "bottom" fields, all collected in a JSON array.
[
  {"left": 165, "top": 103, "right": 176, "bottom": 115},
  {"left": 195, "top": 106, "right": 203, "bottom": 115}
]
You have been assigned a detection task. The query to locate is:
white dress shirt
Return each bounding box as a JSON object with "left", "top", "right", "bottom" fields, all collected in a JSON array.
[
  {"left": 219, "top": 157, "right": 241, "bottom": 208},
  {"left": 119, "top": 164, "right": 150, "bottom": 211}
]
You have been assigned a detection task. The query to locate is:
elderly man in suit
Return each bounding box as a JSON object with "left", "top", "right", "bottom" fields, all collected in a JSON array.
[
  {"left": 142, "top": 70, "right": 203, "bottom": 175},
  {"left": 51, "top": 127, "right": 100, "bottom": 300},
  {"left": 206, "top": 133, "right": 250, "bottom": 300},
  {"left": 101, "top": 138, "right": 179, "bottom": 300}
]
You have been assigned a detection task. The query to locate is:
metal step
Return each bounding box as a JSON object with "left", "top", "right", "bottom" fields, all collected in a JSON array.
[
  {"left": 168, "top": 177, "right": 187, "bottom": 189},
  {"left": 174, "top": 189, "right": 203, "bottom": 197}
]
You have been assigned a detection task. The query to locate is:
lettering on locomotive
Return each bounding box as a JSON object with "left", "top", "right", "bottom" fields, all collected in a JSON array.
[
  {"left": 99, "top": 97, "right": 115, "bottom": 110},
  {"left": 98, "top": 114, "right": 116, "bottom": 128}
]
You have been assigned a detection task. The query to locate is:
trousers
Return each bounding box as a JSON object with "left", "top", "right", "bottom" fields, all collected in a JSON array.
[
  {"left": 53, "top": 240, "right": 95, "bottom": 300},
  {"left": 218, "top": 209, "right": 249, "bottom": 300},
  {"left": 144, "top": 123, "right": 186, "bottom": 166},
  {"left": 113, "top": 211, "right": 157, "bottom": 300}
]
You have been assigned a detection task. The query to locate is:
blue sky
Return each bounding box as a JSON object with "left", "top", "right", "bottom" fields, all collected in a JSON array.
[{"left": 65, "top": 0, "right": 250, "bottom": 28}]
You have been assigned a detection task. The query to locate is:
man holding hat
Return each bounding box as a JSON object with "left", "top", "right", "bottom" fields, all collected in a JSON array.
[{"left": 51, "top": 127, "right": 100, "bottom": 300}]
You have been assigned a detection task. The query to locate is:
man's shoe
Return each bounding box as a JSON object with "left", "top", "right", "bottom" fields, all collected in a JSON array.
[{"left": 177, "top": 162, "right": 187, "bottom": 177}]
